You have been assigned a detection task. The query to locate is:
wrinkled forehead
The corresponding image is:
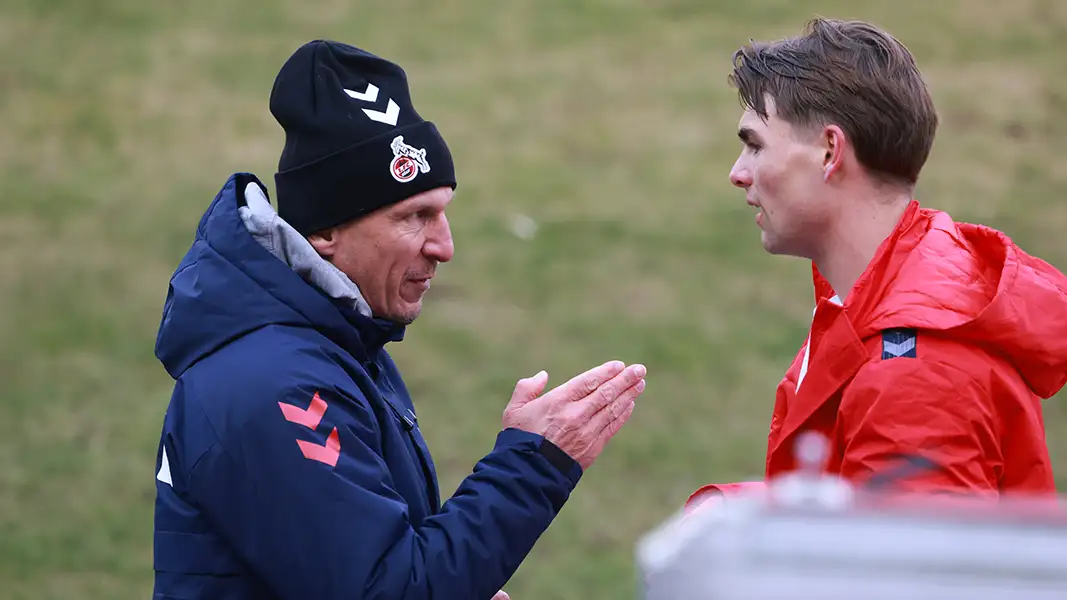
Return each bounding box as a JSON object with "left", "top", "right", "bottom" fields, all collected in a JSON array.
[{"left": 392, "top": 185, "right": 454, "bottom": 213}]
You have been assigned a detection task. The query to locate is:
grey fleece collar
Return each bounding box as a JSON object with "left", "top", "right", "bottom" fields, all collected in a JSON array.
[{"left": 237, "top": 182, "right": 373, "bottom": 318}]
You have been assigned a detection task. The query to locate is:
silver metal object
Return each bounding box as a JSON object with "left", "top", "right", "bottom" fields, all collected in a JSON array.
[{"left": 636, "top": 434, "right": 1067, "bottom": 599}]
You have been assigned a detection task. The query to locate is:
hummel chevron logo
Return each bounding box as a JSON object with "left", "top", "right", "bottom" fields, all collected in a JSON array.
[
  {"left": 279, "top": 391, "right": 341, "bottom": 467},
  {"left": 343, "top": 82, "right": 400, "bottom": 126},
  {"left": 883, "top": 338, "right": 915, "bottom": 358},
  {"left": 344, "top": 83, "right": 379, "bottom": 102},
  {"left": 881, "top": 328, "right": 918, "bottom": 360}
]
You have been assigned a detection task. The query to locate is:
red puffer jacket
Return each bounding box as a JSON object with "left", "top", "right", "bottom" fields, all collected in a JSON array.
[{"left": 687, "top": 201, "right": 1067, "bottom": 511}]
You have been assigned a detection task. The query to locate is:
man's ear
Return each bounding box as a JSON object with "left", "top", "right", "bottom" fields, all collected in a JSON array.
[
  {"left": 306, "top": 228, "right": 338, "bottom": 259},
  {"left": 822, "top": 124, "right": 847, "bottom": 182}
]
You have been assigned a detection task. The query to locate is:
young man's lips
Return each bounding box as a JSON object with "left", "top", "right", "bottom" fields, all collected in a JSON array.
[{"left": 749, "top": 201, "right": 764, "bottom": 226}]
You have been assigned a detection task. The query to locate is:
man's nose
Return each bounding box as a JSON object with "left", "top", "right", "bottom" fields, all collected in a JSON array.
[
  {"left": 423, "top": 213, "right": 454, "bottom": 263},
  {"left": 729, "top": 160, "right": 752, "bottom": 189}
]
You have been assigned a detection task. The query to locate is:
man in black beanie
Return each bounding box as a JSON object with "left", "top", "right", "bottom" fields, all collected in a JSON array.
[
  {"left": 269, "top": 39, "right": 460, "bottom": 326},
  {"left": 150, "top": 40, "right": 647, "bottom": 600},
  {"left": 271, "top": 40, "right": 459, "bottom": 244}
]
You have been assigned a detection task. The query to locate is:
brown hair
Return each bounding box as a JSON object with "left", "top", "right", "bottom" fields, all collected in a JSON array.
[{"left": 729, "top": 18, "right": 938, "bottom": 187}]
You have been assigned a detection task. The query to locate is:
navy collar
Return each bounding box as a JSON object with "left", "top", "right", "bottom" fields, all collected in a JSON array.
[{"left": 326, "top": 291, "right": 407, "bottom": 363}]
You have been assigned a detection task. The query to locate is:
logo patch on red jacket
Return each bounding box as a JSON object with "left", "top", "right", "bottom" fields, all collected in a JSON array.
[
  {"left": 279, "top": 391, "right": 341, "bottom": 467},
  {"left": 882, "top": 328, "right": 918, "bottom": 359}
]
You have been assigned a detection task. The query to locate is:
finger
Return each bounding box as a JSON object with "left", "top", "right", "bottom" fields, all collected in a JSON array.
[
  {"left": 492, "top": 591, "right": 511, "bottom": 600},
  {"left": 545, "top": 360, "right": 626, "bottom": 404},
  {"left": 578, "top": 364, "right": 646, "bottom": 418},
  {"left": 509, "top": 370, "right": 549, "bottom": 408},
  {"left": 589, "top": 377, "right": 644, "bottom": 434},
  {"left": 583, "top": 398, "right": 637, "bottom": 467},
  {"left": 600, "top": 398, "right": 636, "bottom": 440},
  {"left": 611, "top": 398, "right": 637, "bottom": 436}
]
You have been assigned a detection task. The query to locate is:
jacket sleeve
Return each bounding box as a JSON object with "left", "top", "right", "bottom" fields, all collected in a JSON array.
[
  {"left": 186, "top": 383, "right": 582, "bottom": 600},
  {"left": 837, "top": 356, "right": 1001, "bottom": 495},
  {"left": 684, "top": 482, "right": 765, "bottom": 515}
]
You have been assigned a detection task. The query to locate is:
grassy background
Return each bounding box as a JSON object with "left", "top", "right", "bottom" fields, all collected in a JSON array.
[{"left": 2, "top": 0, "right": 1066, "bottom": 598}]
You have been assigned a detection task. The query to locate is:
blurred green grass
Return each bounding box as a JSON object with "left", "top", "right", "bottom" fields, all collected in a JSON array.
[{"left": 2, "top": 0, "right": 1066, "bottom": 598}]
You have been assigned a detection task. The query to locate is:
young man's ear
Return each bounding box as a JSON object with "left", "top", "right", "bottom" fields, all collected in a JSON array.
[
  {"left": 822, "top": 124, "right": 846, "bottom": 182},
  {"left": 307, "top": 228, "right": 338, "bottom": 258}
]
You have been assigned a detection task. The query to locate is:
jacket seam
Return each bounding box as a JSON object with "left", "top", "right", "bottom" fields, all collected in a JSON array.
[{"left": 185, "top": 388, "right": 242, "bottom": 484}]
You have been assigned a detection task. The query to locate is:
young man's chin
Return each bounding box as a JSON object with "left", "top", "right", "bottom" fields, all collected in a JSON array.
[{"left": 759, "top": 232, "right": 779, "bottom": 254}]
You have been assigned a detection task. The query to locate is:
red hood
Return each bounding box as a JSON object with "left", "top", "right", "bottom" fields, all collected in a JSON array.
[{"left": 816, "top": 201, "right": 1067, "bottom": 399}]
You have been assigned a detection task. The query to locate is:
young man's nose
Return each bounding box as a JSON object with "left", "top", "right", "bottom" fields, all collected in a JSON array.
[{"left": 729, "top": 161, "right": 753, "bottom": 188}]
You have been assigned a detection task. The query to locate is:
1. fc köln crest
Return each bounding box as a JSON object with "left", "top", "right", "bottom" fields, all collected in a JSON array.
[{"left": 389, "top": 135, "right": 431, "bottom": 183}]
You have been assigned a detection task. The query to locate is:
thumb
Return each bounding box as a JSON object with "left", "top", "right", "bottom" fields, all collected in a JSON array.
[{"left": 510, "top": 370, "right": 548, "bottom": 408}]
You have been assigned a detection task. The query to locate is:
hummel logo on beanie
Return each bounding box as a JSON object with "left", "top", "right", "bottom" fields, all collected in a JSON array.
[{"left": 269, "top": 40, "right": 457, "bottom": 236}]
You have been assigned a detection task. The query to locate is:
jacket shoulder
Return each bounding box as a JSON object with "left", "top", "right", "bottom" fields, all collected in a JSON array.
[
  {"left": 853, "top": 327, "right": 1052, "bottom": 437},
  {"left": 173, "top": 324, "right": 380, "bottom": 452},
  {"left": 184, "top": 323, "right": 363, "bottom": 391},
  {"left": 862, "top": 327, "right": 1023, "bottom": 391}
]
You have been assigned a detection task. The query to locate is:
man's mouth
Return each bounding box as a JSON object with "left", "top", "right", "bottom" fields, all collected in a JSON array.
[{"left": 748, "top": 200, "right": 763, "bottom": 227}]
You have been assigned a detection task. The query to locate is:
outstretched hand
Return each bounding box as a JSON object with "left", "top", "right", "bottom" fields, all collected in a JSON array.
[{"left": 503, "top": 360, "right": 646, "bottom": 470}]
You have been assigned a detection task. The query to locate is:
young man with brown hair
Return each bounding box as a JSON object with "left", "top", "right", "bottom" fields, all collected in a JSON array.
[{"left": 688, "top": 18, "right": 1067, "bottom": 509}]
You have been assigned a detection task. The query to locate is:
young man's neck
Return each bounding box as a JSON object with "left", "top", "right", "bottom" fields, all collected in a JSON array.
[{"left": 813, "top": 189, "right": 913, "bottom": 302}]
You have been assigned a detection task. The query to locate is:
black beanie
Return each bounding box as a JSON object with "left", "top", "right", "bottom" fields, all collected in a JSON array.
[{"left": 269, "top": 40, "right": 457, "bottom": 236}]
